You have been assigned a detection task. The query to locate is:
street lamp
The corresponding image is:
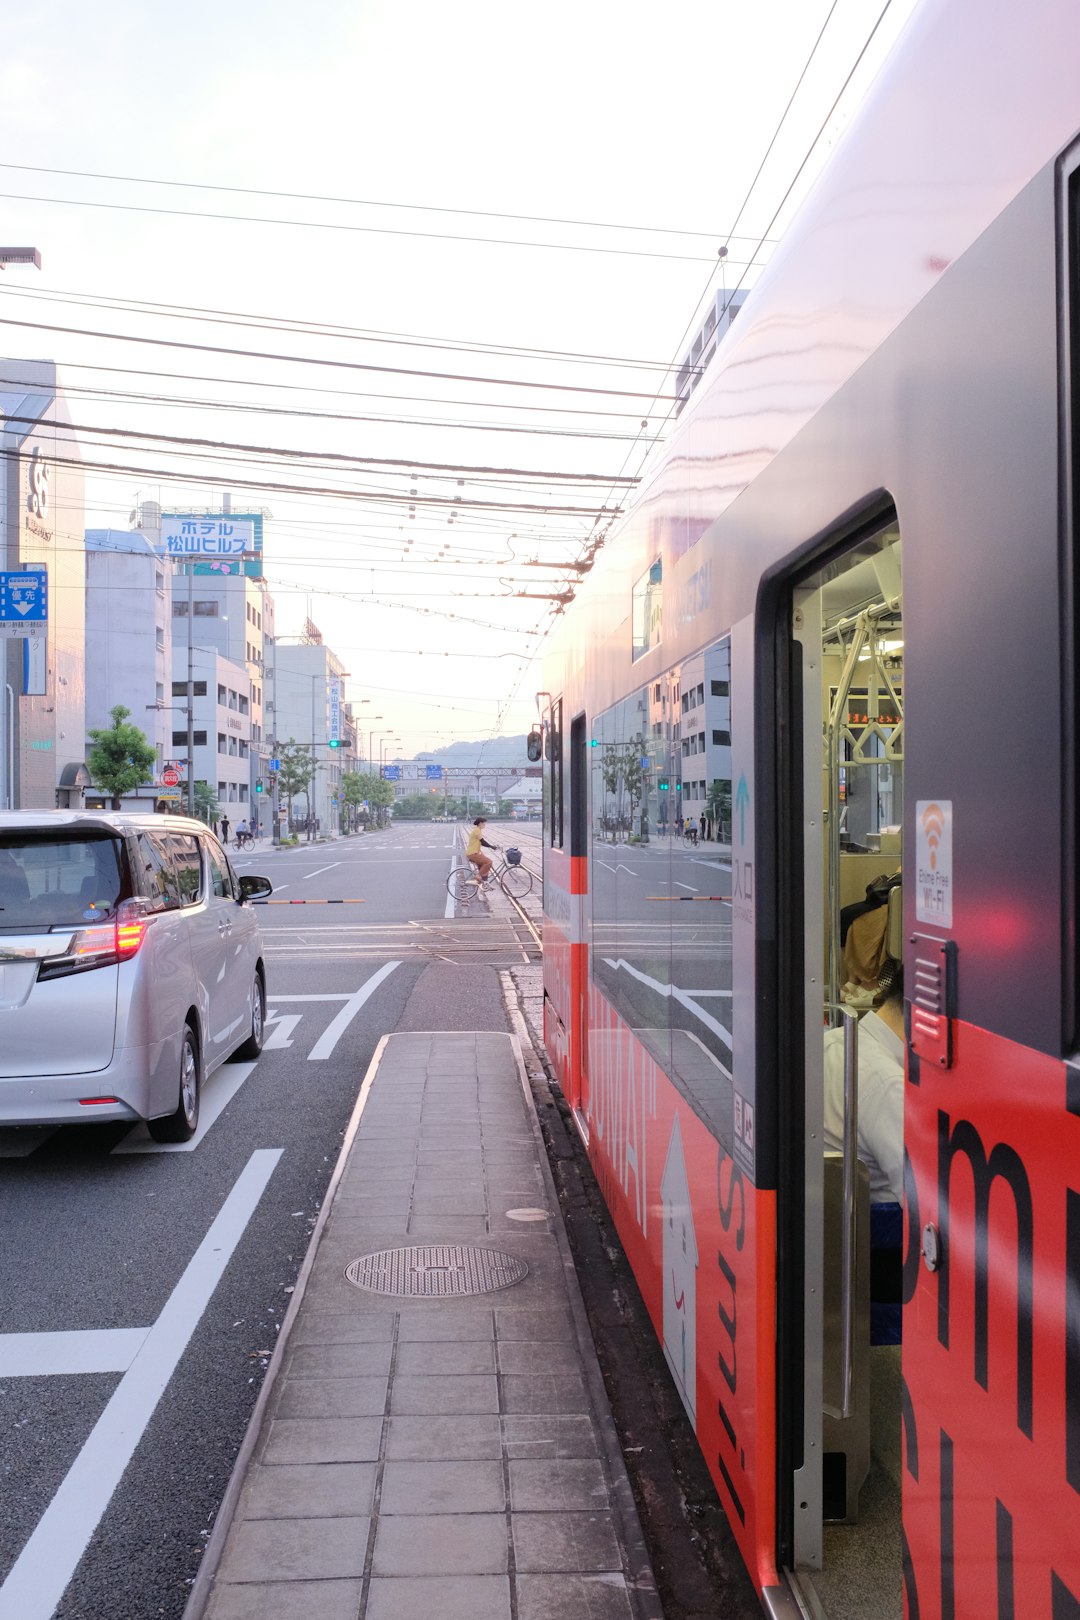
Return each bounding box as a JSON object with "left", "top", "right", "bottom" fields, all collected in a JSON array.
[
  {"left": 375, "top": 731, "right": 400, "bottom": 827},
  {"left": 366, "top": 719, "right": 385, "bottom": 770}
]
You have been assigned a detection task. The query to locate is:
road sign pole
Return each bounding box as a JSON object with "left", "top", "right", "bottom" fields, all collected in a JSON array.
[{"left": 186, "top": 563, "right": 195, "bottom": 817}]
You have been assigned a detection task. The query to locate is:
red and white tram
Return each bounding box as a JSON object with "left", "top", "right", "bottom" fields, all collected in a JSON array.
[{"left": 538, "top": 2, "right": 1080, "bottom": 1615}]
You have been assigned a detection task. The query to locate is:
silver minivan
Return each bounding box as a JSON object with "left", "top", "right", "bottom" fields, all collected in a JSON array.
[{"left": 0, "top": 811, "right": 272, "bottom": 1141}]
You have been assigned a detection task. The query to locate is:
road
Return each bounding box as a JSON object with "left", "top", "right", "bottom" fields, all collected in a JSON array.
[{"left": 0, "top": 821, "right": 536, "bottom": 1620}]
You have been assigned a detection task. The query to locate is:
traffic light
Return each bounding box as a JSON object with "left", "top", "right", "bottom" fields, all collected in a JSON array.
[
  {"left": 328, "top": 738, "right": 342, "bottom": 749},
  {"left": 658, "top": 778, "right": 670, "bottom": 792},
  {"left": 255, "top": 780, "right": 264, "bottom": 793}
]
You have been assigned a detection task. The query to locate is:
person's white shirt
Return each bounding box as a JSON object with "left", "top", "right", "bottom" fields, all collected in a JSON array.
[
  {"left": 823, "top": 1008, "right": 905, "bottom": 1204},
  {"left": 236, "top": 819, "right": 248, "bottom": 835}
]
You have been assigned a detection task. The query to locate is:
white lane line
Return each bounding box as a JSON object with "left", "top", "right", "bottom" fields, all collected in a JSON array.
[
  {"left": 445, "top": 847, "right": 460, "bottom": 919},
  {"left": 601, "top": 956, "right": 733, "bottom": 1047},
  {"left": 0, "top": 1150, "right": 282, "bottom": 1620},
  {"left": 307, "top": 962, "right": 400, "bottom": 1061},
  {"left": 112, "top": 1060, "right": 258, "bottom": 1156},
  {"left": 271, "top": 883, "right": 289, "bottom": 893},
  {"left": 301, "top": 862, "right": 340, "bottom": 881},
  {"left": 0, "top": 1329, "right": 149, "bottom": 1378},
  {"left": 263, "top": 992, "right": 351, "bottom": 1001},
  {"left": 675, "top": 882, "right": 698, "bottom": 892}
]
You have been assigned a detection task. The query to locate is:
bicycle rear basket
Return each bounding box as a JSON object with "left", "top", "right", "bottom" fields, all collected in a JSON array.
[{"left": 505, "top": 847, "right": 522, "bottom": 865}]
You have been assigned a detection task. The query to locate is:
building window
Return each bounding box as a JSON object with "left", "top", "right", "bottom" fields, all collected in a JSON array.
[
  {"left": 217, "top": 684, "right": 227, "bottom": 706},
  {"left": 155, "top": 627, "right": 165, "bottom": 651},
  {"left": 238, "top": 785, "right": 248, "bottom": 801},
  {"left": 238, "top": 694, "right": 249, "bottom": 716},
  {"left": 712, "top": 729, "right": 731, "bottom": 746},
  {"left": 218, "top": 734, "right": 227, "bottom": 754},
  {"left": 172, "top": 601, "right": 188, "bottom": 618},
  {"left": 155, "top": 570, "right": 165, "bottom": 595},
  {"left": 172, "top": 730, "right": 207, "bottom": 747},
  {"left": 711, "top": 679, "right": 729, "bottom": 697},
  {"left": 239, "top": 740, "right": 249, "bottom": 759},
  {"left": 156, "top": 682, "right": 165, "bottom": 703},
  {"left": 171, "top": 681, "right": 207, "bottom": 698},
  {"left": 228, "top": 690, "right": 238, "bottom": 710},
  {"left": 193, "top": 600, "right": 219, "bottom": 617}
]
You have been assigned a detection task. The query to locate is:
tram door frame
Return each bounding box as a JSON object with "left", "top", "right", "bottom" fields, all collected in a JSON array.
[
  {"left": 760, "top": 499, "right": 902, "bottom": 1595},
  {"left": 569, "top": 710, "right": 589, "bottom": 1116}
]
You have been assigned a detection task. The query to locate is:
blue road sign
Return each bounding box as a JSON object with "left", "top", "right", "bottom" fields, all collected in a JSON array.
[
  {"left": 382, "top": 766, "right": 401, "bottom": 781},
  {"left": 268, "top": 757, "right": 280, "bottom": 773},
  {"left": 425, "top": 764, "right": 443, "bottom": 779},
  {"left": 0, "top": 568, "right": 47, "bottom": 638}
]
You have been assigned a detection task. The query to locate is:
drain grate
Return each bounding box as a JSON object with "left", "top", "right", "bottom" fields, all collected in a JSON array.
[{"left": 344, "top": 1244, "right": 529, "bottom": 1297}]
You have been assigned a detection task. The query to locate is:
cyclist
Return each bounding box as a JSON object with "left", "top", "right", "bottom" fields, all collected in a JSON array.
[
  {"left": 466, "top": 816, "right": 497, "bottom": 882},
  {"left": 235, "top": 817, "right": 252, "bottom": 850}
]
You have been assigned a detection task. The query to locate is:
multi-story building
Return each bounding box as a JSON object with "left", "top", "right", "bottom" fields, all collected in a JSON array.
[
  {"left": 271, "top": 639, "right": 355, "bottom": 833},
  {"left": 169, "top": 647, "right": 253, "bottom": 817},
  {"left": 85, "top": 528, "right": 173, "bottom": 802},
  {"left": 1, "top": 361, "right": 89, "bottom": 808}
]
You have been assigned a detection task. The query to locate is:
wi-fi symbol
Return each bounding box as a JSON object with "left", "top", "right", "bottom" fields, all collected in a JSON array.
[{"left": 922, "top": 802, "right": 945, "bottom": 870}]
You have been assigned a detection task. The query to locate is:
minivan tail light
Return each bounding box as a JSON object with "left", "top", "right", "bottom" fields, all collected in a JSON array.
[
  {"left": 39, "top": 898, "right": 153, "bottom": 981},
  {"left": 115, "top": 899, "right": 152, "bottom": 960}
]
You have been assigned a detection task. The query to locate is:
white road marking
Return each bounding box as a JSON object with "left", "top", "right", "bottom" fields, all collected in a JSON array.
[
  {"left": 601, "top": 956, "right": 733, "bottom": 1047},
  {"left": 301, "top": 862, "right": 339, "bottom": 880},
  {"left": 262, "top": 1013, "right": 302, "bottom": 1050},
  {"left": 271, "top": 883, "right": 289, "bottom": 892},
  {"left": 0, "top": 1329, "right": 149, "bottom": 1378},
  {"left": 112, "top": 1060, "right": 258, "bottom": 1156},
  {"left": 675, "top": 882, "right": 698, "bottom": 892},
  {"left": 0, "top": 1150, "right": 282, "bottom": 1620},
  {"left": 597, "top": 859, "right": 639, "bottom": 876},
  {"left": 264, "top": 992, "right": 351, "bottom": 1001},
  {"left": 307, "top": 962, "right": 400, "bottom": 1060}
]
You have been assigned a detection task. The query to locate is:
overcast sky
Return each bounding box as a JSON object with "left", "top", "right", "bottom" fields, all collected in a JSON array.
[{"left": 0, "top": 0, "right": 919, "bottom": 754}]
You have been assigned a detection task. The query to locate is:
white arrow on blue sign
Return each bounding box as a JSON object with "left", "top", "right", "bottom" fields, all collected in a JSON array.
[{"left": 0, "top": 569, "right": 47, "bottom": 639}]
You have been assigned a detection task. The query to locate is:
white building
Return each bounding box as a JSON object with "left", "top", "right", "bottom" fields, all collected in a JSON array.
[
  {"left": 169, "top": 646, "right": 253, "bottom": 816},
  {"left": 85, "top": 529, "right": 173, "bottom": 803},
  {"left": 1, "top": 361, "right": 89, "bottom": 808},
  {"left": 271, "top": 640, "right": 353, "bottom": 832}
]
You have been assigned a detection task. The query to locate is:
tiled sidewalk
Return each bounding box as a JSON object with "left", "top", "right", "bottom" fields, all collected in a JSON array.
[{"left": 187, "top": 1032, "right": 661, "bottom": 1620}]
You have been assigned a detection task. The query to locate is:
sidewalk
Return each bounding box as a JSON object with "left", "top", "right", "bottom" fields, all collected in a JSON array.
[{"left": 185, "top": 1031, "right": 662, "bottom": 1620}]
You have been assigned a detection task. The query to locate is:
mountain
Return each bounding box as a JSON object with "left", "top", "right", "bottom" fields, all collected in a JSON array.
[{"left": 407, "top": 736, "right": 531, "bottom": 767}]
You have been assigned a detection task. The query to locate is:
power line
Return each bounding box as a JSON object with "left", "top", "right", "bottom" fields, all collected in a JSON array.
[
  {"left": 0, "top": 284, "right": 688, "bottom": 375},
  {"left": 0, "top": 314, "right": 677, "bottom": 402},
  {"left": 1, "top": 411, "right": 638, "bottom": 487},
  {"left": 0, "top": 188, "right": 764, "bottom": 267},
  {"left": 0, "top": 160, "right": 777, "bottom": 247}
]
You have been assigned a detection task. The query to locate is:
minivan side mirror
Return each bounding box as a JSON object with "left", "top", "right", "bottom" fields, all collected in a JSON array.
[
  {"left": 526, "top": 729, "right": 542, "bottom": 763},
  {"left": 238, "top": 874, "right": 273, "bottom": 902}
]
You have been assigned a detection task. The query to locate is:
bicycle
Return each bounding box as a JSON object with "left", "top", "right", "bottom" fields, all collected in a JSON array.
[
  {"left": 234, "top": 830, "right": 254, "bottom": 852},
  {"left": 447, "top": 849, "right": 533, "bottom": 906}
]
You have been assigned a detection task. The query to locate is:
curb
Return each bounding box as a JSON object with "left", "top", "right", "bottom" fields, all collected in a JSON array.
[{"left": 181, "top": 1034, "right": 391, "bottom": 1620}]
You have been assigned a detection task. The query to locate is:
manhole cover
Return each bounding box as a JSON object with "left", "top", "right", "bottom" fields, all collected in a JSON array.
[{"left": 344, "top": 1245, "right": 529, "bottom": 1297}]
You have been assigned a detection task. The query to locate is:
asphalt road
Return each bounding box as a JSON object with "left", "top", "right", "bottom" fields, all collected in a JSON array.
[{"left": 0, "top": 821, "right": 531, "bottom": 1620}]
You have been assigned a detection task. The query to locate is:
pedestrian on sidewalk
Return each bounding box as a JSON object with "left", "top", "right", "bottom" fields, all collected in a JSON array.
[{"left": 220, "top": 813, "right": 230, "bottom": 845}]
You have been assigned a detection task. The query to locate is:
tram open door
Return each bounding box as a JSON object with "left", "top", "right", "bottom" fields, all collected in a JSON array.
[{"left": 781, "top": 517, "right": 904, "bottom": 1620}]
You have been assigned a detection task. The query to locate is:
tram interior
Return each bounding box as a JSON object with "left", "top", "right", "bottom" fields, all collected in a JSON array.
[{"left": 800, "top": 525, "right": 904, "bottom": 1620}]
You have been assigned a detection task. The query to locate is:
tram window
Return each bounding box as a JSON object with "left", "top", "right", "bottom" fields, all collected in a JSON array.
[
  {"left": 548, "top": 698, "right": 564, "bottom": 848},
  {"left": 590, "top": 637, "right": 733, "bottom": 1139},
  {"left": 632, "top": 557, "right": 663, "bottom": 661}
]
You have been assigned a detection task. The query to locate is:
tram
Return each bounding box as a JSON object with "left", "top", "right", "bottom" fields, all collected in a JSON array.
[{"left": 537, "top": 2, "right": 1080, "bottom": 1616}]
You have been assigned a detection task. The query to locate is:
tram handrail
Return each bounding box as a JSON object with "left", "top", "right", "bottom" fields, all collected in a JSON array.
[{"left": 839, "top": 1006, "right": 859, "bottom": 1420}]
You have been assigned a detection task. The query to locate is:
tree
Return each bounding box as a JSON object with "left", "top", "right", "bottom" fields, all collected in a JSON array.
[
  {"left": 87, "top": 705, "right": 157, "bottom": 810},
  {"left": 342, "top": 770, "right": 394, "bottom": 826},
  {"left": 193, "top": 780, "right": 218, "bottom": 824},
  {"left": 277, "top": 740, "right": 316, "bottom": 828},
  {"left": 707, "top": 778, "right": 732, "bottom": 840}
]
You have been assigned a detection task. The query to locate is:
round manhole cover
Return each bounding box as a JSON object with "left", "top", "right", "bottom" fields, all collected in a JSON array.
[{"left": 344, "top": 1245, "right": 529, "bottom": 1298}]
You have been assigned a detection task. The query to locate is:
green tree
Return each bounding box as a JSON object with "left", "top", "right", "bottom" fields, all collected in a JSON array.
[
  {"left": 87, "top": 705, "right": 157, "bottom": 810},
  {"left": 193, "top": 779, "right": 218, "bottom": 824},
  {"left": 342, "top": 770, "right": 394, "bottom": 826},
  {"left": 707, "top": 777, "right": 732, "bottom": 839},
  {"left": 277, "top": 739, "right": 316, "bottom": 828}
]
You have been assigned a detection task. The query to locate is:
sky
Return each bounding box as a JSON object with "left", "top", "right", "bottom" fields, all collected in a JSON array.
[{"left": 0, "top": 0, "right": 920, "bottom": 756}]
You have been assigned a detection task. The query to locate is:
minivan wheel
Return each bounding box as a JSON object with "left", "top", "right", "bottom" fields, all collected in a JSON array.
[
  {"left": 148, "top": 1024, "right": 200, "bottom": 1143},
  {"left": 236, "top": 972, "right": 265, "bottom": 1060}
]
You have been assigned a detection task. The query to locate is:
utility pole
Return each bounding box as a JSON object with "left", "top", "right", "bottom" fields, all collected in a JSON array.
[{"left": 186, "top": 561, "right": 195, "bottom": 816}]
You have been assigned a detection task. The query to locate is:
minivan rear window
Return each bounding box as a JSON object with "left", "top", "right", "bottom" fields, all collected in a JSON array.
[{"left": 0, "top": 835, "right": 125, "bottom": 928}]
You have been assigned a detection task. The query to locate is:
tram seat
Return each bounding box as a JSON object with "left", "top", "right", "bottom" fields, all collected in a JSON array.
[
  {"left": 822, "top": 1152, "right": 871, "bottom": 1524},
  {"left": 869, "top": 1201, "right": 903, "bottom": 1346}
]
